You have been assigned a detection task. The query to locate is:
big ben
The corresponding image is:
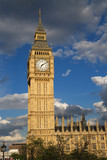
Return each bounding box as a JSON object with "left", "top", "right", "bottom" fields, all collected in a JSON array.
[{"left": 27, "top": 9, "right": 54, "bottom": 143}]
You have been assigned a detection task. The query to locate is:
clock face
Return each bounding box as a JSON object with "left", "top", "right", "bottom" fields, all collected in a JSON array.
[{"left": 36, "top": 59, "right": 49, "bottom": 71}]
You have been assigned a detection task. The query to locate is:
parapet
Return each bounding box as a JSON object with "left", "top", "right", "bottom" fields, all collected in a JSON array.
[{"left": 55, "top": 115, "right": 107, "bottom": 133}]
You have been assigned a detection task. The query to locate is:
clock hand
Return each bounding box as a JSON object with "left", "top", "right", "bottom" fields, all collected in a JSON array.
[{"left": 41, "top": 62, "right": 48, "bottom": 67}]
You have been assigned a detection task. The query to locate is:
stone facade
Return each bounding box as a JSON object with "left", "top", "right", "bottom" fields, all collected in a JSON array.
[
  {"left": 27, "top": 9, "right": 107, "bottom": 157},
  {"left": 55, "top": 115, "right": 107, "bottom": 157},
  {"left": 27, "top": 9, "right": 55, "bottom": 144}
]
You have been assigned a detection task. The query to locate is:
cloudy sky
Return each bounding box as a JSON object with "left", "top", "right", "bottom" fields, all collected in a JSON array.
[{"left": 0, "top": 0, "right": 107, "bottom": 144}]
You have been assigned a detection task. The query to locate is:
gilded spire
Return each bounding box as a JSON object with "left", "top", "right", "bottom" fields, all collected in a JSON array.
[
  {"left": 39, "top": 9, "right": 42, "bottom": 24},
  {"left": 36, "top": 9, "right": 45, "bottom": 32},
  {"left": 33, "top": 9, "right": 51, "bottom": 51}
]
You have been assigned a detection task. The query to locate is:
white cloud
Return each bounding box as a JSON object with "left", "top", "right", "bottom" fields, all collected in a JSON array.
[
  {"left": 0, "top": 129, "right": 26, "bottom": 142},
  {"left": 73, "top": 32, "right": 107, "bottom": 63},
  {"left": 0, "top": 114, "right": 27, "bottom": 137},
  {"left": 7, "top": 114, "right": 28, "bottom": 128},
  {"left": 53, "top": 20, "right": 107, "bottom": 63},
  {"left": 96, "top": 23, "right": 107, "bottom": 35},
  {"left": 93, "top": 101, "right": 107, "bottom": 114},
  {"left": 0, "top": 93, "right": 28, "bottom": 109},
  {"left": 62, "top": 69, "right": 71, "bottom": 77},
  {"left": 93, "top": 101, "right": 107, "bottom": 123},
  {"left": 80, "top": 5, "right": 99, "bottom": 31},
  {"left": 72, "top": 21, "right": 107, "bottom": 63},
  {"left": 88, "top": 118, "right": 97, "bottom": 126},
  {"left": 53, "top": 49, "right": 63, "bottom": 57},
  {"left": 92, "top": 75, "right": 107, "bottom": 123},
  {"left": 91, "top": 76, "right": 107, "bottom": 86},
  {"left": 54, "top": 98, "right": 93, "bottom": 118},
  {"left": 0, "top": 117, "right": 10, "bottom": 124},
  {"left": 53, "top": 23, "right": 107, "bottom": 63},
  {"left": 15, "top": 114, "right": 27, "bottom": 120},
  {"left": 54, "top": 98, "right": 68, "bottom": 110},
  {"left": 91, "top": 75, "right": 107, "bottom": 108},
  {"left": 53, "top": 48, "right": 74, "bottom": 57}
]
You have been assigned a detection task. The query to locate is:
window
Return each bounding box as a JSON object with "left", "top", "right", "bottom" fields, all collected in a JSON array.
[
  {"left": 45, "top": 117, "right": 48, "bottom": 128},
  {"left": 37, "top": 36, "right": 44, "bottom": 40},
  {"left": 44, "top": 99, "right": 45, "bottom": 111},
  {"left": 46, "top": 99, "right": 47, "bottom": 110},
  {"left": 101, "top": 143, "right": 105, "bottom": 150},
  {"left": 92, "top": 143, "right": 96, "bottom": 150},
  {"left": 37, "top": 82, "right": 41, "bottom": 94},
  {"left": 92, "top": 136, "right": 96, "bottom": 140},
  {"left": 37, "top": 117, "right": 40, "bottom": 128},
  {"left": 44, "top": 83, "right": 45, "bottom": 94},
  {"left": 46, "top": 83, "right": 47, "bottom": 93},
  {"left": 101, "top": 135, "right": 104, "bottom": 140}
]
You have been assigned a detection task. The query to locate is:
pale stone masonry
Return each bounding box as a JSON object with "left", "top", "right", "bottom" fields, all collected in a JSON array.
[
  {"left": 55, "top": 115, "right": 107, "bottom": 157},
  {"left": 27, "top": 9, "right": 107, "bottom": 158}
]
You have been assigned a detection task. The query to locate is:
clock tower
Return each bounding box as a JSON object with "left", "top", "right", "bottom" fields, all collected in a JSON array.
[{"left": 27, "top": 9, "right": 54, "bottom": 143}]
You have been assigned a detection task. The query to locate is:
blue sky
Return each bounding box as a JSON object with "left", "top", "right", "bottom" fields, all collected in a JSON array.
[{"left": 0, "top": 0, "right": 107, "bottom": 144}]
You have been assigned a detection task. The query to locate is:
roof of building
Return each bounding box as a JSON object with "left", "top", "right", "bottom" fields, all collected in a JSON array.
[
  {"left": 11, "top": 143, "right": 26, "bottom": 146},
  {"left": 32, "top": 41, "right": 51, "bottom": 50}
]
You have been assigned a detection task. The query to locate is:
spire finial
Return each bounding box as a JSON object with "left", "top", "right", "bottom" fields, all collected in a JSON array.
[
  {"left": 39, "top": 9, "right": 42, "bottom": 24},
  {"left": 35, "top": 9, "right": 46, "bottom": 33}
]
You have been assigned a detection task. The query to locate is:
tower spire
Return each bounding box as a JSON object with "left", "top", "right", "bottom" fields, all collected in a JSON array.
[
  {"left": 36, "top": 9, "right": 45, "bottom": 32},
  {"left": 33, "top": 9, "right": 51, "bottom": 50},
  {"left": 39, "top": 9, "right": 42, "bottom": 24}
]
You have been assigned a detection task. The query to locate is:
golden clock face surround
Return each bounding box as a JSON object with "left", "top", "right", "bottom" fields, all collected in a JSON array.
[{"left": 35, "top": 58, "right": 50, "bottom": 72}]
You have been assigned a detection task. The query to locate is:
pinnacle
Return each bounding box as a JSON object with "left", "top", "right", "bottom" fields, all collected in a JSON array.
[{"left": 36, "top": 9, "right": 45, "bottom": 32}]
